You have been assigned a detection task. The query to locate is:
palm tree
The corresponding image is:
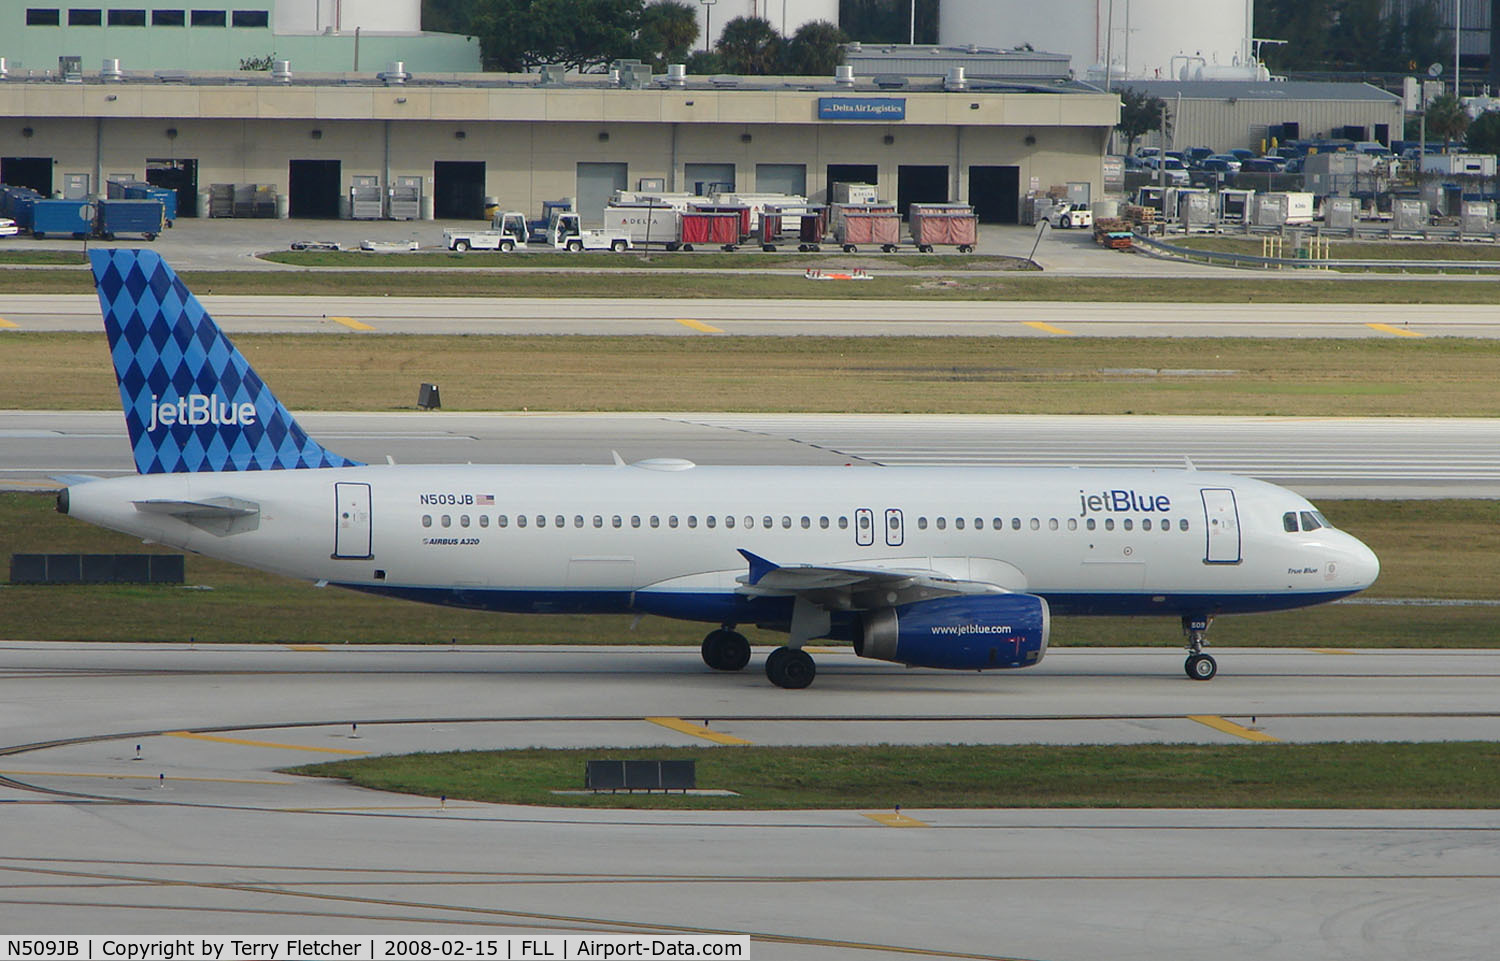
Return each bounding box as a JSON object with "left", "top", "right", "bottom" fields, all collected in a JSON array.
[
  {"left": 784, "top": 20, "right": 847, "bottom": 76},
  {"left": 1424, "top": 93, "right": 1470, "bottom": 150},
  {"left": 639, "top": 1, "right": 700, "bottom": 65},
  {"left": 716, "top": 16, "right": 783, "bottom": 75}
]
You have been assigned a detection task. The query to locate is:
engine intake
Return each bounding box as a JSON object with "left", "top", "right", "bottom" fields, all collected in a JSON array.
[{"left": 853, "top": 594, "right": 1049, "bottom": 671}]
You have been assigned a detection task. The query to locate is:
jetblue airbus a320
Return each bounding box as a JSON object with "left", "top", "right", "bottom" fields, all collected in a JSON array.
[{"left": 59, "top": 249, "right": 1380, "bottom": 688}]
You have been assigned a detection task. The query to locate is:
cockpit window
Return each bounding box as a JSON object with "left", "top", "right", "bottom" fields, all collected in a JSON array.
[
  {"left": 1312, "top": 511, "right": 1333, "bottom": 529},
  {"left": 1283, "top": 512, "right": 1298, "bottom": 533},
  {"left": 1300, "top": 511, "right": 1322, "bottom": 531}
]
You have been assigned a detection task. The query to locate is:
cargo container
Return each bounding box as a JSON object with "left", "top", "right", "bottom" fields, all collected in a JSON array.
[
  {"left": 1251, "top": 191, "right": 1314, "bottom": 227},
  {"left": 30, "top": 199, "right": 94, "bottom": 238},
  {"left": 603, "top": 203, "right": 683, "bottom": 249},
  {"left": 1419, "top": 153, "right": 1497, "bottom": 177},
  {"left": 0, "top": 185, "right": 44, "bottom": 230},
  {"left": 96, "top": 199, "right": 165, "bottom": 240},
  {"left": 908, "top": 203, "right": 977, "bottom": 251},
  {"left": 831, "top": 182, "right": 879, "bottom": 205}
]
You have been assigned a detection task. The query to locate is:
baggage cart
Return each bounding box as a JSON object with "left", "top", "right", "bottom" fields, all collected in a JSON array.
[
  {"left": 96, "top": 199, "right": 165, "bottom": 240},
  {"left": 30, "top": 199, "right": 95, "bottom": 238},
  {"left": 834, "top": 205, "right": 901, "bottom": 252},
  {"left": 908, "top": 202, "right": 977, "bottom": 252},
  {"left": 679, "top": 210, "right": 741, "bottom": 250}
]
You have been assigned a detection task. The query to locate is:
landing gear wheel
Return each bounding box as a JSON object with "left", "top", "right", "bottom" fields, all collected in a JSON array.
[
  {"left": 701, "top": 628, "right": 751, "bottom": 672},
  {"left": 765, "top": 646, "right": 816, "bottom": 689},
  {"left": 1186, "top": 653, "right": 1218, "bottom": 681}
]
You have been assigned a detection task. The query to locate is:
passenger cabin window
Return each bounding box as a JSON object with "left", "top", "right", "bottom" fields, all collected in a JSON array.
[
  {"left": 479, "top": 515, "right": 489, "bottom": 528},
  {"left": 839, "top": 517, "right": 849, "bottom": 530},
  {"left": 421, "top": 515, "right": 432, "bottom": 528},
  {"left": 917, "top": 517, "right": 928, "bottom": 530}
]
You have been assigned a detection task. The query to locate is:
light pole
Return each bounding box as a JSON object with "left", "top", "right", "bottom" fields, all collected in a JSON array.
[{"left": 700, "top": 0, "right": 717, "bottom": 54}]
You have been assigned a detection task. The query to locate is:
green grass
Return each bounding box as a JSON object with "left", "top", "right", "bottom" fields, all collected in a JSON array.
[
  {"left": 2, "top": 265, "right": 1500, "bottom": 302},
  {"left": 8, "top": 333, "right": 1500, "bottom": 416},
  {"left": 6, "top": 493, "right": 1498, "bottom": 647},
  {"left": 0, "top": 250, "right": 88, "bottom": 265},
  {"left": 290, "top": 742, "right": 1500, "bottom": 809}
]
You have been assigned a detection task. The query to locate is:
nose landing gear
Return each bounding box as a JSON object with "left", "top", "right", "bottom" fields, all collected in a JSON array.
[{"left": 1183, "top": 615, "right": 1217, "bottom": 680}]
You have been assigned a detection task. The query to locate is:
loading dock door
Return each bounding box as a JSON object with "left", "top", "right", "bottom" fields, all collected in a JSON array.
[
  {"left": 288, "top": 159, "right": 341, "bottom": 218},
  {"left": 897, "top": 164, "right": 949, "bottom": 218},
  {"left": 576, "top": 162, "right": 627, "bottom": 226},
  {"left": 434, "top": 161, "right": 486, "bottom": 219},
  {"left": 146, "top": 159, "right": 198, "bottom": 218},
  {"left": 968, "top": 165, "right": 1021, "bottom": 223},
  {"left": 756, "top": 163, "right": 806, "bottom": 195},
  {"left": 1, "top": 157, "right": 54, "bottom": 196},
  {"left": 685, "top": 162, "right": 736, "bottom": 195}
]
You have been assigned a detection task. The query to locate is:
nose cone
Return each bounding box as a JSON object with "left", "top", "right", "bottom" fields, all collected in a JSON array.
[{"left": 1342, "top": 535, "right": 1380, "bottom": 592}]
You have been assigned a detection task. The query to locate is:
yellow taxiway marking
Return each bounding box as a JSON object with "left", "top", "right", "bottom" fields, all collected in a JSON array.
[
  {"left": 802, "top": 646, "right": 843, "bottom": 654},
  {"left": 1309, "top": 648, "right": 1358, "bottom": 655},
  {"left": 166, "top": 731, "right": 369, "bottom": 755},
  {"left": 286, "top": 644, "right": 327, "bottom": 651},
  {"left": 1024, "top": 321, "right": 1073, "bottom": 335},
  {"left": 675, "top": 318, "right": 725, "bottom": 334},
  {"left": 329, "top": 315, "right": 375, "bottom": 331},
  {"left": 0, "top": 317, "right": 18, "bottom": 328},
  {"left": 1188, "top": 715, "right": 1280, "bottom": 743},
  {"left": 645, "top": 716, "right": 752, "bottom": 746},
  {"left": 1366, "top": 322, "right": 1424, "bottom": 338},
  {"left": 0, "top": 769, "right": 292, "bottom": 785},
  {"left": 863, "top": 812, "right": 929, "bottom": 828}
]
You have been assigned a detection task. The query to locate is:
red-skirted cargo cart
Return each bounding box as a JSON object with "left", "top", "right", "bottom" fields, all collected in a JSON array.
[{"left": 908, "top": 202, "right": 978, "bottom": 253}]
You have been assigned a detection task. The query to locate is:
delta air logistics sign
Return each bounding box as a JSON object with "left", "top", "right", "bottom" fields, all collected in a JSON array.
[{"left": 818, "top": 97, "right": 906, "bottom": 120}]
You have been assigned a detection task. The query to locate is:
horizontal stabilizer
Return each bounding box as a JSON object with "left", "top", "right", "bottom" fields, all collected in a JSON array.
[{"left": 133, "top": 496, "right": 260, "bottom": 536}]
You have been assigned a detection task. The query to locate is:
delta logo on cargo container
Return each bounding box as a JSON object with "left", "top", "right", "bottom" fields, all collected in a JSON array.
[{"left": 146, "top": 393, "right": 258, "bottom": 432}]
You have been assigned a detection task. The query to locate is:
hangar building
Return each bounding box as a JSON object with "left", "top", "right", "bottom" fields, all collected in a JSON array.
[{"left": 0, "top": 64, "right": 1118, "bottom": 223}]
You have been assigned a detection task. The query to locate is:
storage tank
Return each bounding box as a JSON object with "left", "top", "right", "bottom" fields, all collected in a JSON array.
[
  {"left": 653, "top": 0, "right": 839, "bottom": 49},
  {"left": 938, "top": 0, "right": 1252, "bottom": 84}
]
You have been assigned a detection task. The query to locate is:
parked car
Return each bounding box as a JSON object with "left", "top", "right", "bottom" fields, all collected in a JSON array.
[
  {"left": 1203, "top": 154, "right": 1243, "bottom": 172},
  {"left": 1239, "top": 157, "right": 1286, "bottom": 173},
  {"left": 0, "top": 217, "right": 18, "bottom": 238},
  {"left": 1184, "top": 146, "right": 1216, "bottom": 166},
  {"left": 1228, "top": 148, "right": 1256, "bottom": 162},
  {"left": 1191, "top": 159, "right": 1238, "bottom": 186},
  {"left": 1142, "top": 156, "right": 1191, "bottom": 184}
]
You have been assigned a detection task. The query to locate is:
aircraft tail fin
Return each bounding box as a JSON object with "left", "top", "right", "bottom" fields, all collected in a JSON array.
[{"left": 89, "top": 249, "right": 361, "bottom": 474}]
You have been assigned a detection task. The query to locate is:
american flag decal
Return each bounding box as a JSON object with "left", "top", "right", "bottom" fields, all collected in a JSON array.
[{"left": 476, "top": 494, "right": 494, "bottom": 505}]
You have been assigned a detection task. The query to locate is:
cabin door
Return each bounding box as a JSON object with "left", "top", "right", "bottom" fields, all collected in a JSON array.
[
  {"left": 854, "top": 508, "right": 875, "bottom": 547},
  {"left": 333, "top": 482, "right": 373, "bottom": 559},
  {"left": 884, "top": 508, "right": 904, "bottom": 547},
  {"left": 1200, "top": 488, "right": 1241, "bottom": 564}
]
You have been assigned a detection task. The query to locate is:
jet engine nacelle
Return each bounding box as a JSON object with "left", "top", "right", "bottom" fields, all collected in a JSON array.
[{"left": 853, "top": 594, "right": 1050, "bottom": 671}]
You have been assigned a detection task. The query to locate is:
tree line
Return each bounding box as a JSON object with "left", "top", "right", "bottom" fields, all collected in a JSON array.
[
  {"left": 1257, "top": 0, "right": 1447, "bottom": 74},
  {"left": 422, "top": 0, "right": 851, "bottom": 75}
]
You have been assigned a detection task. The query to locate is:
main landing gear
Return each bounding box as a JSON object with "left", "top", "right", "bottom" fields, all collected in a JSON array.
[
  {"left": 700, "top": 627, "right": 751, "bottom": 672},
  {"left": 765, "top": 646, "right": 816, "bottom": 689},
  {"left": 1183, "top": 615, "right": 1217, "bottom": 680}
]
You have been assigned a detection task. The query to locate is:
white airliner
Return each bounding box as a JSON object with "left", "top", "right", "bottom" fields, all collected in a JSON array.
[{"left": 60, "top": 250, "right": 1380, "bottom": 688}]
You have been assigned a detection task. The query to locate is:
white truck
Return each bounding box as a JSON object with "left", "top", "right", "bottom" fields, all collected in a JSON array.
[
  {"left": 444, "top": 210, "right": 632, "bottom": 252},
  {"left": 1046, "top": 201, "right": 1093, "bottom": 229}
]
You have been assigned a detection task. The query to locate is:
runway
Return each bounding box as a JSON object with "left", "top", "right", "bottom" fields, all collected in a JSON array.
[
  {"left": 1, "top": 642, "right": 1498, "bottom": 958},
  {"left": 5, "top": 410, "right": 1500, "bottom": 499},
  {"left": 0, "top": 293, "right": 1494, "bottom": 337}
]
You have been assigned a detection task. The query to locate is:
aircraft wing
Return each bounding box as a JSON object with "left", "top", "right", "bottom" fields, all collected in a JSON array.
[{"left": 735, "top": 549, "right": 1007, "bottom": 611}]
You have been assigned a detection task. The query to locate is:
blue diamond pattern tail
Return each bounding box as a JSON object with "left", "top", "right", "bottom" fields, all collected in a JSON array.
[{"left": 89, "top": 248, "right": 362, "bottom": 474}]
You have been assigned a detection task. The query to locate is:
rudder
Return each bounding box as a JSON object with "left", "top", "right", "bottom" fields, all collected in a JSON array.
[{"left": 89, "top": 248, "right": 361, "bottom": 473}]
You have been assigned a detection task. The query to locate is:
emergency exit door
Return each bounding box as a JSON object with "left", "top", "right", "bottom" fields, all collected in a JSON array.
[
  {"left": 1200, "top": 488, "right": 1241, "bottom": 564},
  {"left": 333, "top": 482, "right": 373, "bottom": 559}
]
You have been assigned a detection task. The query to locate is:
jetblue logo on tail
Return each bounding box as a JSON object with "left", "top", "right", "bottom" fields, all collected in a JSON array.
[
  {"left": 147, "top": 394, "right": 257, "bottom": 431},
  {"left": 89, "top": 248, "right": 362, "bottom": 474}
]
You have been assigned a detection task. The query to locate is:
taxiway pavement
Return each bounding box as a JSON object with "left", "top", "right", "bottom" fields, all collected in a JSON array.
[{"left": 1, "top": 642, "right": 1497, "bottom": 959}]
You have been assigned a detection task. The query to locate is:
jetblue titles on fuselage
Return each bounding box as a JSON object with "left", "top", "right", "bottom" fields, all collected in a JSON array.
[{"left": 1079, "top": 488, "right": 1172, "bottom": 516}]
